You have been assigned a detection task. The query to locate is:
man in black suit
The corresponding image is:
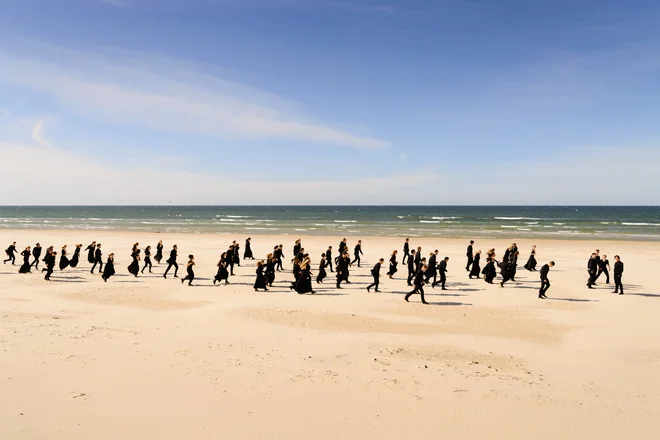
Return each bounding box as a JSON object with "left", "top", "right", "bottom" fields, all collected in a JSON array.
[
  {"left": 466, "top": 240, "right": 474, "bottom": 272},
  {"left": 538, "top": 261, "right": 554, "bottom": 299},
  {"left": 367, "top": 258, "right": 384, "bottom": 292},
  {"left": 163, "top": 245, "right": 178, "bottom": 278},
  {"left": 31, "top": 243, "right": 42, "bottom": 269},
  {"left": 613, "top": 255, "right": 624, "bottom": 295},
  {"left": 402, "top": 238, "right": 410, "bottom": 264},
  {"left": 90, "top": 244, "right": 103, "bottom": 274},
  {"left": 325, "top": 246, "right": 334, "bottom": 272},
  {"left": 405, "top": 264, "right": 429, "bottom": 304},
  {"left": 351, "top": 240, "right": 363, "bottom": 267},
  {"left": 4, "top": 241, "right": 17, "bottom": 265},
  {"left": 596, "top": 254, "right": 611, "bottom": 284},
  {"left": 434, "top": 257, "right": 449, "bottom": 290},
  {"left": 587, "top": 253, "right": 598, "bottom": 288},
  {"left": 407, "top": 249, "right": 416, "bottom": 286},
  {"left": 425, "top": 250, "right": 438, "bottom": 284}
]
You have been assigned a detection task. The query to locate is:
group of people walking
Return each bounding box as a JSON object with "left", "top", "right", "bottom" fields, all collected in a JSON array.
[{"left": 4, "top": 236, "right": 625, "bottom": 301}]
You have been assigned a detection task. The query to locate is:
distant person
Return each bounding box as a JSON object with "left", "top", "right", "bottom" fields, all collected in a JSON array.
[
  {"left": 69, "top": 244, "right": 82, "bottom": 268},
  {"left": 386, "top": 250, "right": 398, "bottom": 278},
  {"left": 483, "top": 255, "right": 497, "bottom": 284},
  {"left": 425, "top": 250, "right": 438, "bottom": 284},
  {"left": 596, "top": 254, "right": 610, "bottom": 284},
  {"left": 469, "top": 250, "right": 481, "bottom": 279},
  {"left": 86, "top": 241, "right": 97, "bottom": 264},
  {"left": 244, "top": 238, "right": 254, "bottom": 260},
  {"left": 102, "top": 254, "right": 116, "bottom": 282},
  {"left": 266, "top": 254, "right": 276, "bottom": 286},
  {"left": 128, "top": 251, "right": 140, "bottom": 277},
  {"left": 31, "top": 243, "right": 42, "bottom": 269},
  {"left": 4, "top": 241, "right": 17, "bottom": 265},
  {"left": 434, "top": 257, "right": 449, "bottom": 290},
  {"left": 402, "top": 238, "right": 410, "bottom": 264},
  {"left": 226, "top": 245, "right": 236, "bottom": 276},
  {"left": 213, "top": 253, "right": 230, "bottom": 285},
  {"left": 587, "top": 253, "right": 598, "bottom": 288},
  {"left": 90, "top": 244, "right": 103, "bottom": 274},
  {"left": 163, "top": 245, "right": 179, "bottom": 278},
  {"left": 325, "top": 246, "right": 334, "bottom": 272},
  {"left": 405, "top": 264, "right": 429, "bottom": 304},
  {"left": 317, "top": 253, "right": 327, "bottom": 283},
  {"left": 407, "top": 249, "right": 416, "bottom": 286},
  {"left": 44, "top": 251, "right": 57, "bottom": 281},
  {"left": 524, "top": 245, "right": 537, "bottom": 271},
  {"left": 538, "top": 261, "right": 555, "bottom": 299},
  {"left": 367, "top": 258, "right": 384, "bottom": 292},
  {"left": 59, "top": 245, "right": 70, "bottom": 271},
  {"left": 295, "top": 257, "right": 315, "bottom": 294},
  {"left": 466, "top": 240, "right": 474, "bottom": 272},
  {"left": 613, "top": 255, "right": 624, "bottom": 295},
  {"left": 141, "top": 246, "right": 152, "bottom": 274},
  {"left": 351, "top": 240, "right": 363, "bottom": 267},
  {"left": 181, "top": 255, "right": 195, "bottom": 286},
  {"left": 19, "top": 246, "right": 31, "bottom": 274},
  {"left": 154, "top": 240, "right": 164, "bottom": 264}
]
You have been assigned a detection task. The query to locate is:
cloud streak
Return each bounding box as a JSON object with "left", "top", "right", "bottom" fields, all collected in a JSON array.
[
  {"left": 0, "top": 47, "right": 388, "bottom": 149},
  {"left": 31, "top": 120, "right": 53, "bottom": 148}
]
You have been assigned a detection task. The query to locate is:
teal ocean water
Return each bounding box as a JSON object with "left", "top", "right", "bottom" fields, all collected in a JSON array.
[{"left": 0, "top": 206, "right": 658, "bottom": 241}]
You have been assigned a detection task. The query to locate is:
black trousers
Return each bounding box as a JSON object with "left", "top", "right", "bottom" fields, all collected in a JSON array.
[
  {"left": 164, "top": 261, "right": 178, "bottom": 276},
  {"left": 587, "top": 270, "right": 597, "bottom": 287},
  {"left": 276, "top": 258, "right": 283, "bottom": 271},
  {"left": 402, "top": 251, "right": 409, "bottom": 264},
  {"left": 540, "top": 279, "right": 550, "bottom": 296},
  {"left": 405, "top": 286, "right": 426, "bottom": 303},
  {"left": 425, "top": 269, "right": 437, "bottom": 284},
  {"left": 31, "top": 257, "right": 40, "bottom": 269},
  {"left": 142, "top": 257, "right": 152, "bottom": 273},
  {"left": 91, "top": 259, "right": 103, "bottom": 273},
  {"left": 614, "top": 275, "right": 623, "bottom": 293},
  {"left": 228, "top": 261, "right": 235, "bottom": 275},
  {"left": 407, "top": 270, "right": 414, "bottom": 286},
  {"left": 4, "top": 254, "right": 15, "bottom": 264},
  {"left": 466, "top": 255, "right": 473, "bottom": 271},
  {"left": 596, "top": 268, "right": 610, "bottom": 284},
  {"left": 367, "top": 275, "right": 379, "bottom": 291},
  {"left": 326, "top": 259, "right": 333, "bottom": 272},
  {"left": 351, "top": 254, "right": 361, "bottom": 267},
  {"left": 435, "top": 273, "right": 447, "bottom": 289},
  {"left": 45, "top": 266, "right": 54, "bottom": 280}
]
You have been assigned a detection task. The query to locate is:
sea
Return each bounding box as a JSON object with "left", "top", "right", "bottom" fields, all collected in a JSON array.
[{"left": 0, "top": 206, "right": 658, "bottom": 241}]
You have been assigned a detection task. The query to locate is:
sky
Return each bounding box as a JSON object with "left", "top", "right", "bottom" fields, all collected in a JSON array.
[{"left": 0, "top": 0, "right": 659, "bottom": 205}]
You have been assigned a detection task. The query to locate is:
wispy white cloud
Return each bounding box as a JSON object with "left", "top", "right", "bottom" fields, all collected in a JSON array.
[
  {"left": 0, "top": 46, "right": 387, "bottom": 149},
  {"left": 31, "top": 120, "right": 53, "bottom": 148}
]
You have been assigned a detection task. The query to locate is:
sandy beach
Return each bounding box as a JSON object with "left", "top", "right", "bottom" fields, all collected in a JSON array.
[{"left": 1, "top": 230, "right": 660, "bottom": 439}]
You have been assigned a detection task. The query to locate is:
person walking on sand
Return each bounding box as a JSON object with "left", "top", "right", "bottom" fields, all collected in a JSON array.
[
  {"left": 181, "top": 255, "right": 195, "bottom": 286},
  {"left": 466, "top": 240, "right": 474, "bottom": 272},
  {"left": 31, "top": 243, "right": 42, "bottom": 269},
  {"left": 351, "top": 240, "right": 364, "bottom": 268},
  {"left": 407, "top": 249, "right": 416, "bottom": 286},
  {"left": 425, "top": 250, "right": 438, "bottom": 284},
  {"left": 402, "top": 238, "right": 410, "bottom": 265},
  {"left": 44, "top": 251, "right": 57, "bottom": 281},
  {"left": 86, "top": 241, "right": 97, "bottom": 264},
  {"left": 141, "top": 246, "right": 152, "bottom": 274},
  {"left": 90, "top": 244, "right": 103, "bottom": 274},
  {"left": 587, "top": 253, "right": 598, "bottom": 288},
  {"left": 433, "top": 257, "right": 449, "bottom": 290},
  {"left": 19, "top": 246, "right": 31, "bottom": 274},
  {"left": 596, "top": 254, "right": 611, "bottom": 284},
  {"left": 154, "top": 240, "right": 164, "bottom": 264},
  {"left": 102, "top": 254, "right": 116, "bottom": 282},
  {"left": 325, "top": 246, "right": 334, "bottom": 272},
  {"left": 538, "top": 261, "right": 554, "bottom": 299},
  {"left": 386, "top": 250, "right": 398, "bottom": 278},
  {"left": 469, "top": 251, "right": 482, "bottom": 279},
  {"left": 254, "top": 260, "right": 268, "bottom": 292},
  {"left": 405, "top": 264, "right": 429, "bottom": 304},
  {"left": 163, "top": 245, "right": 179, "bottom": 278},
  {"left": 244, "top": 238, "right": 254, "bottom": 260},
  {"left": 613, "top": 255, "right": 624, "bottom": 295},
  {"left": 367, "top": 258, "right": 384, "bottom": 292},
  {"left": 4, "top": 241, "right": 17, "bottom": 265}
]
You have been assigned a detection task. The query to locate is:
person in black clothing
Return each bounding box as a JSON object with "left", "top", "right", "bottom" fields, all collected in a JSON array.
[
  {"left": 469, "top": 250, "right": 481, "bottom": 279},
  {"left": 31, "top": 243, "right": 42, "bottom": 269},
  {"left": 4, "top": 242, "right": 17, "bottom": 265},
  {"left": 406, "top": 250, "right": 416, "bottom": 286},
  {"left": 86, "top": 242, "right": 97, "bottom": 264},
  {"left": 338, "top": 238, "right": 347, "bottom": 259},
  {"left": 317, "top": 253, "right": 327, "bottom": 283},
  {"left": 414, "top": 246, "right": 422, "bottom": 267},
  {"left": 70, "top": 244, "right": 82, "bottom": 268},
  {"left": 402, "top": 238, "right": 410, "bottom": 264},
  {"left": 244, "top": 238, "right": 254, "bottom": 260},
  {"left": 154, "top": 240, "right": 164, "bottom": 264},
  {"left": 251, "top": 260, "right": 268, "bottom": 291},
  {"left": 226, "top": 245, "right": 236, "bottom": 276},
  {"left": 587, "top": 253, "right": 598, "bottom": 288},
  {"left": 325, "top": 246, "right": 334, "bottom": 272},
  {"left": 405, "top": 264, "right": 429, "bottom": 304},
  {"left": 265, "top": 254, "right": 276, "bottom": 286},
  {"left": 596, "top": 254, "right": 610, "bottom": 284},
  {"left": 291, "top": 257, "right": 302, "bottom": 290},
  {"left": 499, "top": 260, "right": 514, "bottom": 287},
  {"left": 181, "top": 255, "right": 195, "bottom": 286},
  {"left": 524, "top": 245, "right": 537, "bottom": 271},
  {"left": 59, "top": 245, "right": 70, "bottom": 271},
  {"left": 274, "top": 245, "right": 284, "bottom": 271},
  {"left": 433, "top": 257, "right": 449, "bottom": 290},
  {"left": 19, "top": 246, "right": 31, "bottom": 273},
  {"left": 163, "top": 245, "right": 179, "bottom": 278},
  {"left": 232, "top": 241, "right": 241, "bottom": 267},
  {"left": 483, "top": 257, "right": 497, "bottom": 284},
  {"left": 425, "top": 250, "right": 438, "bottom": 284},
  {"left": 367, "top": 258, "right": 384, "bottom": 292},
  {"left": 351, "top": 240, "right": 363, "bottom": 267},
  {"left": 335, "top": 254, "right": 348, "bottom": 288},
  {"left": 102, "top": 253, "right": 116, "bottom": 282},
  {"left": 141, "top": 246, "right": 152, "bottom": 274},
  {"left": 539, "top": 261, "right": 554, "bottom": 299},
  {"left": 386, "top": 250, "right": 398, "bottom": 278},
  {"left": 613, "top": 255, "right": 624, "bottom": 295},
  {"left": 90, "top": 244, "right": 103, "bottom": 274},
  {"left": 214, "top": 253, "right": 230, "bottom": 285},
  {"left": 293, "top": 239, "right": 302, "bottom": 261},
  {"left": 295, "top": 257, "right": 315, "bottom": 294},
  {"left": 128, "top": 252, "right": 140, "bottom": 277},
  {"left": 41, "top": 247, "right": 54, "bottom": 272},
  {"left": 44, "top": 251, "right": 57, "bottom": 281},
  {"left": 466, "top": 240, "right": 474, "bottom": 272},
  {"left": 510, "top": 251, "right": 519, "bottom": 281}
]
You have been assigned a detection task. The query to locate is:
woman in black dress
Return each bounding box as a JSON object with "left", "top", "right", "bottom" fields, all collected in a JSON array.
[
  {"left": 316, "top": 253, "right": 327, "bottom": 284},
  {"left": 254, "top": 260, "right": 268, "bottom": 291},
  {"left": 102, "top": 253, "right": 115, "bottom": 282},
  {"left": 128, "top": 252, "right": 140, "bottom": 277},
  {"left": 483, "top": 257, "right": 497, "bottom": 284},
  {"left": 19, "top": 246, "right": 31, "bottom": 273},
  {"left": 469, "top": 250, "right": 481, "bottom": 279},
  {"left": 295, "top": 257, "right": 315, "bottom": 294},
  {"left": 181, "top": 255, "right": 195, "bottom": 286},
  {"left": 290, "top": 257, "right": 302, "bottom": 290},
  {"left": 214, "top": 253, "right": 230, "bottom": 285},
  {"left": 266, "top": 253, "right": 276, "bottom": 287},
  {"left": 59, "top": 245, "right": 70, "bottom": 271},
  {"left": 86, "top": 242, "right": 97, "bottom": 264},
  {"left": 244, "top": 238, "right": 254, "bottom": 260},
  {"left": 141, "top": 246, "right": 152, "bottom": 274},
  {"left": 70, "top": 244, "right": 82, "bottom": 268},
  {"left": 386, "top": 250, "right": 398, "bottom": 278},
  {"left": 524, "top": 245, "right": 537, "bottom": 271},
  {"left": 45, "top": 251, "right": 57, "bottom": 280},
  {"left": 154, "top": 240, "right": 164, "bottom": 264}
]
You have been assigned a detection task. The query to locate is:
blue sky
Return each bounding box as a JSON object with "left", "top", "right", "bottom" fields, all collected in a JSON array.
[{"left": 0, "top": 0, "right": 659, "bottom": 204}]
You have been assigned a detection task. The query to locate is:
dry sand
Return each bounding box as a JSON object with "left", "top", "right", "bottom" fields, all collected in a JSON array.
[{"left": 1, "top": 230, "right": 660, "bottom": 439}]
